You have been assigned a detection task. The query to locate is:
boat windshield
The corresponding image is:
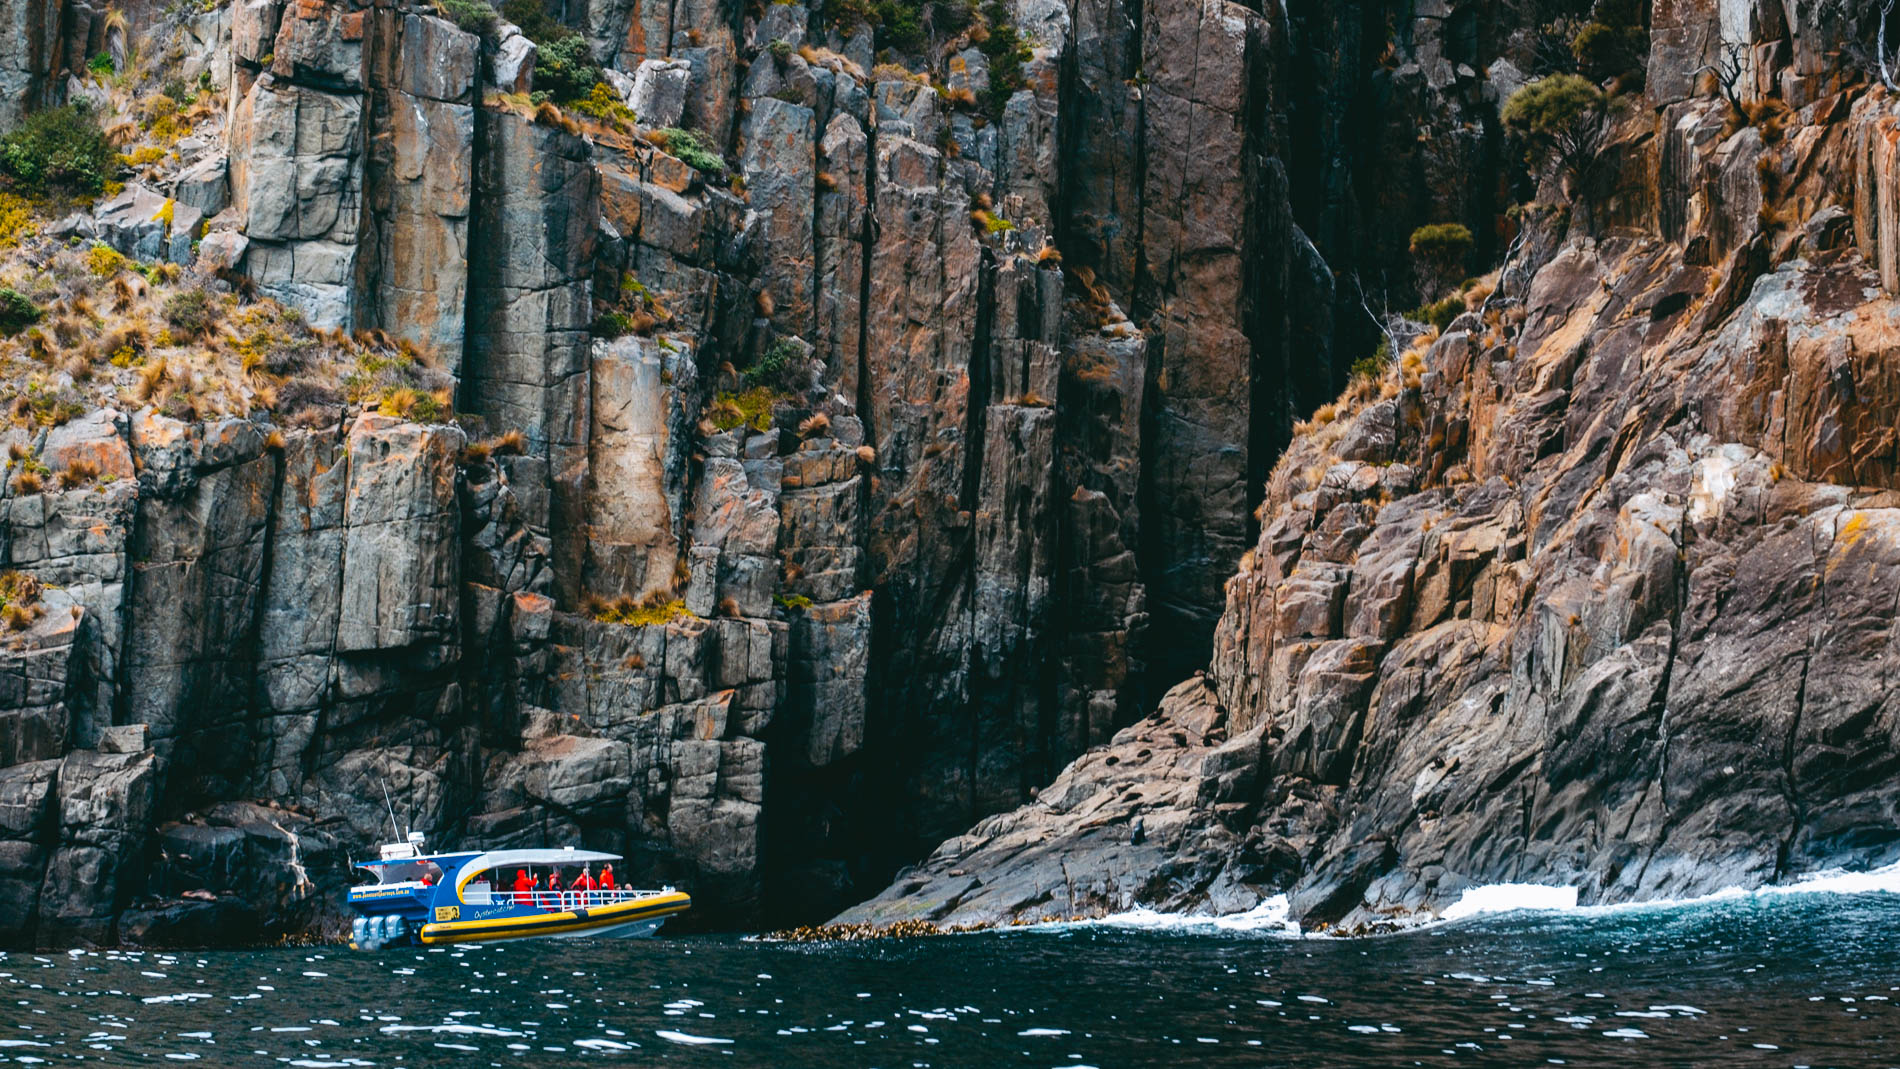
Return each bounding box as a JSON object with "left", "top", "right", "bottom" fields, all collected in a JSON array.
[{"left": 367, "top": 859, "right": 442, "bottom": 885}]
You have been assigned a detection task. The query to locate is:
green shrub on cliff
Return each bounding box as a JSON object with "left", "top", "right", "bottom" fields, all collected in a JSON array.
[
  {"left": 1350, "top": 340, "right": 1391, "bottom": 381},
  {"left": 1407, "top": 296, "right": 1465, "bottom": 331},
  {"left": 655, "top": 128, "right": 726, "bottom": 175},
  {"left": 531, "top": 35, "right": 604, "bottom": 104},
  {"left": 1501, "top": 74, "right": 1607, "bottom": 189},
  {"left": 435, "top": 0, "right": 499, "bottom": 37},
  {"left": 1570, "top": 0, "right": 1647, "bottom": 86},
  {"left": 1409, "top": 222, "right": 1473, "bottom": 297},
  {"left": 0, "top": 104, "right": 117, "bottom": 196},
  {"left": 747, "top": 338, "right": 806, "bottom": 390},
  {"left": 567, "top": 82, "right": 635, "bottom": 128},
  {"left": 0, "top": 288, "right": 42, "bottom": 336},
  {"left": 709, "top": 387, "right": 776, "bottom": 432},
  {"left": 162, "top": 287, "right": 217, "bottom": 340},
  {"left": 1408, "top": 223, "right": 1472, "bottom": 266},
  {"left": 976, "top": 1, "right": 1030, "bottom": 119},
  {"left": 497, "top": 0, "right": 600, "bottom": 102},
  {"left": 499, "top": 0, "right": 564, "bottom": 42}
]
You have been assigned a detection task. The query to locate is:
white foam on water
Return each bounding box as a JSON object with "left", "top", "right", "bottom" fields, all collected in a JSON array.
[
  {"left": 378, "top": 1023, "right": 524, "bottom": 1038},
  {"left": 1045, "top": 895, "right": 1299, "bottom": 936},
  {"left": 1440, "top": 884, "right": 1579, "bottom": 921},
  {"left": 654, "top": 1030, "right": 732, "bottom": 1046},
  {"left": 1016, "top": 1028, "right": 1069, "bottom": 1037},
  {"left": 1427, "top": 859, "right": 1900, "bottom": 928},
  {"left": 1018, "top": 860, "right": 1900, "bottom": 938},
  {"left": 574, "top": 1038, "right": 635, "bottom": 1051}
]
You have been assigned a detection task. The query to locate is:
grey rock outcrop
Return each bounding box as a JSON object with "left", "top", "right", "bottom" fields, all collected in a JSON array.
[{"left": 847, "top": 29, "right": 1900, "bottom": 928}]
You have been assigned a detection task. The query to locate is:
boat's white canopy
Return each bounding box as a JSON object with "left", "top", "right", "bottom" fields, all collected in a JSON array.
[{"left": 452, "top": 848, "right": 623, "bottom": 894}]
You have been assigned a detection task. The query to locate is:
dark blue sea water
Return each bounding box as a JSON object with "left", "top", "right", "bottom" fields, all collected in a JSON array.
[{"left": 1, "top": 884, "right": 1895, "bottom": 1067}]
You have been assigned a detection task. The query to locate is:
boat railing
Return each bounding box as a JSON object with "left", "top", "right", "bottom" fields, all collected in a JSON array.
[{"left": 494, "top": 888, "right": 673, "bottom": 910}]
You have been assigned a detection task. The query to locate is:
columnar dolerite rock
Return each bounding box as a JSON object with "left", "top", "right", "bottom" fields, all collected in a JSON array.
[
  {"left": 842, "top": 7, "right": 1900, "bottom": 930},
  {"left": 21, "top": 0, "right": 1897, "bottom": 948}
]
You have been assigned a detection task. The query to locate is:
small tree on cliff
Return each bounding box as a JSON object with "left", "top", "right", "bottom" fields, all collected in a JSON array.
[
  {"left": 1502, "top": 74, "right": 1609, "bottom": 197},
  {"left": 1408, "top": 222, "right": 1474, "bottom": 298},
  {"left": 1570, "top": 0, "right": 1649, "bottom": 88}
]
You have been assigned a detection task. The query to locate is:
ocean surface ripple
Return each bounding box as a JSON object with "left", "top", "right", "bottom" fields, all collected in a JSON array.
[{"left": 1, "top": 879, "right": 1895, "bottom": 1067}]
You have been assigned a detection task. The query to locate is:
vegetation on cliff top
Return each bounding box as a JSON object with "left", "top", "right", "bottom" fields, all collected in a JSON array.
[{"left": 0, "top": 104, "right": 116, "bottom": 196}]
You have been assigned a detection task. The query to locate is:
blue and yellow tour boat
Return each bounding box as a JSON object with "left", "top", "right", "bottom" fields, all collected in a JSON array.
[{"left": 347, "top": 832, "right": 691, "bottom": 949}]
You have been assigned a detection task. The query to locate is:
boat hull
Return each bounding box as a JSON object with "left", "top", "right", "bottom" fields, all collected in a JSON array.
[{"left": 416, "top": 891, "right": 692, "bottom": 946}]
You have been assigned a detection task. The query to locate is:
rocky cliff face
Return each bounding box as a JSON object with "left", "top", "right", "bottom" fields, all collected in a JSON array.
[
  {"left": 0, "top": 0, "right": 1492, "bottom": 945},
  {"left": 841, "top": 0, "right": 1900, "bottom": 931},
  {"left": 7, "top": 0, "right": 1893, "bottom": 947}
]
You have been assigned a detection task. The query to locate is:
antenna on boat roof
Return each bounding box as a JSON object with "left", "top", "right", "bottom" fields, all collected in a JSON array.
[{"left": 380, "top": 778, "right": 402, "bottom": 843}]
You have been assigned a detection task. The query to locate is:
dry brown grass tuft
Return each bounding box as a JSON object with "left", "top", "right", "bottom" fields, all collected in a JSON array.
[
  {"left": 533, "top": 101, "right": 582, "bottom": 136},
  {"left": 55, "top": 457, "right": 101, "bottom": 489},
  {"left": 137, "top": 360, "right": 171, "bottom": 401},
  {"left": 797, "top": 412, "right": 831, "bottom": 438}
]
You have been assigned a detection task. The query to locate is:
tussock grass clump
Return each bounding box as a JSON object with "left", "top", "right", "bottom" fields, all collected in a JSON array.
[
  {"left": 584, "top": 590, "right": 694, "bottom": 627},
  {"left": 0, "top": 569, "right": 45, "bottom": 631},
  {"left": 708, "top": 387, "right": 777, "bottom": 433}
]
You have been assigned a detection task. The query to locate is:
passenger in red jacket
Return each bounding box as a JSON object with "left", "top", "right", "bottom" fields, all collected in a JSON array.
[
  {"left": 598, "top": 864, "right": 616, "bottom": 894},
  {"left": 574, "top": 867, "right": 598, "bottom": 907},
  {"left": 544, "top": 871, "right": 564, "bottom": 911},
  {"left": 512, "top": 868, "right": 532, "bottom": 904}
]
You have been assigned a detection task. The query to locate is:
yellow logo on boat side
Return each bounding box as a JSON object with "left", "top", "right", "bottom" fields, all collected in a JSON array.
[{"left": 435, "top": 905, "right": 461, "bottom": 922}]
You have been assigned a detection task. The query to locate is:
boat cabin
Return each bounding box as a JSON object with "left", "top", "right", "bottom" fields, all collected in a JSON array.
[{"left": 348, "top": 838, "right": 689, "bottom": 947}]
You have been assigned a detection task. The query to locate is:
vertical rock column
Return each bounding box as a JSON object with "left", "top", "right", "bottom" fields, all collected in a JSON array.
[
  {"left": 1133, "top": 0, "right": 1277, "bottom": 677},
  {"left": 464, "top": 110, "right": 600, "bottom": 605},
  {"left": 226, "top": 0, "right": 372, "bottom": 329},
  {"left": 0, "top": 0, "right": 63, "bottom": 126},
  {"left": 360, "top": 10, "right": 479, "bottom": 360}
]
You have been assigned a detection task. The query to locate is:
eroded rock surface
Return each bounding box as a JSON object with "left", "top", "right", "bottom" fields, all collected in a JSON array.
[{"left": 844, "top": 5, "right": 1900, "bottom": 930}]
